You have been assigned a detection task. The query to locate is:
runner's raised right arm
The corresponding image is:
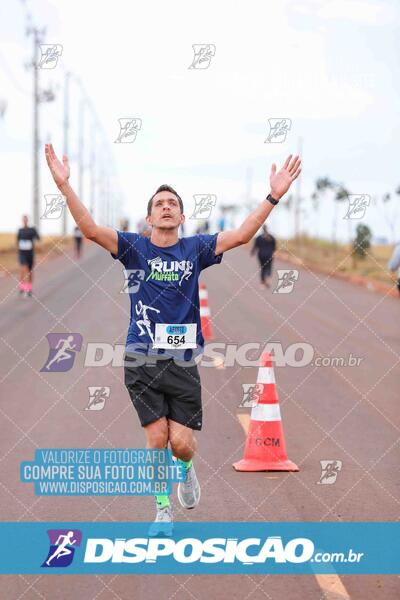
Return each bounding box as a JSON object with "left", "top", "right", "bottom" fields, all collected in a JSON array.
[{"left": 44, "top": 143, "right": 118, "bottom": 255}]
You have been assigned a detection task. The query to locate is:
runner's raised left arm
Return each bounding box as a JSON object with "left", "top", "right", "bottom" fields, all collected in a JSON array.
[
  {"left": 45, "top": 143, "right": 118, "bottom": 255},
  {"left": 215, "top": 155, "right": 301, "bottom": 255}
]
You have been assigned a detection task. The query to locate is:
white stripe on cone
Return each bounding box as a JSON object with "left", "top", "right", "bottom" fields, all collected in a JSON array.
[
  {"left": 199, "top": 289, "right": 208, "bottom": 299},
  {"left": 251, "top": 403, "right": 281, "bottom": 422},
  {"left": 200, "top": 306, "right": 210, "bottom": 316},
  {"left": 256, "top": 366, "right": 276, "bottom": 384}
]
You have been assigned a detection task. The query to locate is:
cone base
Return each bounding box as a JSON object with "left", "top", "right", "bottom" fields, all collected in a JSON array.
[{"left": 232, "top": 458, "right": 299, "bottom": 472}]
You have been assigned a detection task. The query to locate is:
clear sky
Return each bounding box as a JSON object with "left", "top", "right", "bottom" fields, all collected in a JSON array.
[{"left": 1, "top": 0, "right": 399, "bottom": 242}]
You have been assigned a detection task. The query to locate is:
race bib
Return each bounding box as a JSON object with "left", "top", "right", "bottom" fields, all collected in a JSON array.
[
  {"left": 19, "top": 239, "right": 33, "bottom": 250},
  {"left": 153, "top": 323, "right": 197, "bottom": 349}
]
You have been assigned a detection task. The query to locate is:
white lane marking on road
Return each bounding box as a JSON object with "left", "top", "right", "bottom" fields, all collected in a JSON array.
[
  {"left": 236, "top": 412, "right": 352, "bottom": 600},
  {"left": 237, "top": 413, "right": 250, "bottom": 434},
  {"left": 314, "top": 574, "right": 351, "bottom": 599}
]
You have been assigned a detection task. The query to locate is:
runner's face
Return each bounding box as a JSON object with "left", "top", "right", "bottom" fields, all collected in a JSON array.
[{"left": 147, "top": 192, "right": 184, "bottom": 230}]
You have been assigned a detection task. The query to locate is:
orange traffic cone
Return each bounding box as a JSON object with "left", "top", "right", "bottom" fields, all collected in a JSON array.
[
  {"left": 233, "top": 352, "right": 299, "bottom": 472},
  {"left": 199, "top": 282, "right": 213, "bottom": 341}
]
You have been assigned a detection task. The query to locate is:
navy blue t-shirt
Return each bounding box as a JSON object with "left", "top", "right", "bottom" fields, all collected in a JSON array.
[{"left": 110, "top": 232, "right": 223, "bottom": 362}]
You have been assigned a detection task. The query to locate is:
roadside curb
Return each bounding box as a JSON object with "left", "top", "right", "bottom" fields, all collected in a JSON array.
[
  {"left": 275, "top": 249, "right": 398, "bottom": 299},
  {"left": 0, "top": 238, "right": 80, "bottom": 277}
]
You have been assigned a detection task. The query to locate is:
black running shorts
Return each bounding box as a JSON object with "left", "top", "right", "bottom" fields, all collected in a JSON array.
[
  {"left": 124, "top": 353, "right": 202, "bottom": 430},
  {"left": 19, "top": 251, "right": 34, "bottom": 270}
]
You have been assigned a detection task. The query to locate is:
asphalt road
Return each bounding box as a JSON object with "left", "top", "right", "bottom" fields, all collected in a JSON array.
[{"left": 0, "top": 239, "right": 398, "bottom": 599}]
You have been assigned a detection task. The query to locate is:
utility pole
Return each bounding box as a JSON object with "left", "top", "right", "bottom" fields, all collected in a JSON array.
[
  {"left": 77, "top": 94, "right": 85, "bottom": 201},
  {"left": 98, "top": 161, "right": 105, "bottom": 225},
  {"left": 89, "top": 123, "right": 96, "bottom": 218},
  {"left": 62, "top": 70, "right": 70, "bottom": 236},
  {"left": 106, "top": 174, "right": 111, "bottom": 227},
  {"left": 26, "top": 25, "right": 45, "bottom": 231},
  {"left": 245, "top": 166, "right": 253, "bottom": 209}
]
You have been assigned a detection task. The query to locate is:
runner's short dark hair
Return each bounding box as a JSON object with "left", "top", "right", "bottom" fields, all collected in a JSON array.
[{"left": 147, "top": 185, "right": 184, "bottom": 216}]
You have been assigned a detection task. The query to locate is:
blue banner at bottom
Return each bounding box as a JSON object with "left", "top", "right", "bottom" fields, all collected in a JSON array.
[{"left": 0, "top": 522, "right": 398, "bottom": 574}]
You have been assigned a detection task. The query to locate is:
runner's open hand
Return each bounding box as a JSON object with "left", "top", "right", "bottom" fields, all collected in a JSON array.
[
  {"left": 45, "top": 143, "right": 70, "bottom": 188},
  {"left": 269, "top": 155, "right": 301, "bottom": 200}
]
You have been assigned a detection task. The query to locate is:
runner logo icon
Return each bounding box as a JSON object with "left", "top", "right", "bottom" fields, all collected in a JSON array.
[
  {"left": 85, "top": 386, "right": 110, "bottom": 411},
  {"left": 317, "top": 460, "right": 343, "bottom": 485},
  {"left": 40, "top": 194, "right": 66, "bottom": 220},
  {"left": 121, "top": 269, "right": 145, "bottom": 294},
  {"left": 41, "top": 529, "right": 82, "bottom": 568},
  {"left": 40, "top": 333, "right": 83, "bottom": 372},
  {"left": 239, "top": 383, "right": 264, "bottom": 408},
  {"left": 38, "top": 44, "right": 63, "bottom": 69}
]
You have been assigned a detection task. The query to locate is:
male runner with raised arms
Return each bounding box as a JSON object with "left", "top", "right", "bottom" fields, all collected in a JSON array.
[{"left": 45, "top": 143, "right": 301, "bottom": 534}]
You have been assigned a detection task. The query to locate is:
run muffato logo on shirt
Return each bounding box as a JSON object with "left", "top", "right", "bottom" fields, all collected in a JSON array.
[{"left": 145, "top": 256, "right": 193, "bottom": 286}]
